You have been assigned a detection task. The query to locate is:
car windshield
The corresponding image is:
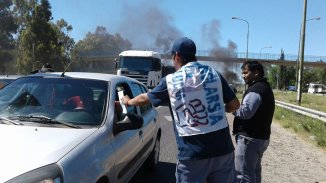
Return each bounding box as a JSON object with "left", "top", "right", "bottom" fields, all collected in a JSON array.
[
  {"left": 0, "top": 79, "right": 14, "bottom": 85},
  {"left": 119, "top": 57, "right": 161, "bottom": 72},
  {"left": 0, "top": 77, "right": 108, "bottom": 127}
]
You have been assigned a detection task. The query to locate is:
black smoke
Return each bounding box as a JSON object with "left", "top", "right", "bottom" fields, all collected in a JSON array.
[
  {"left": 114, "top": 2, "right": 240, "bottom": 83},
  {"left": 116, "top": 1, "right": 182, "bottom": 53},
  {"left": 201, "top": 19, "right": 239, "bottom": 84}
]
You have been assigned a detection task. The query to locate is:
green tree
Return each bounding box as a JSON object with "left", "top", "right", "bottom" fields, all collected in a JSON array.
[
  {"left": 51, "top": 19, "right": 75, "bottom": 71},
  {"left": 285, "top": 66, "right": 296, "bottom": 86},
  {"left": 267, "top": 65, "right": 278, "bottom": 89},
  {"left": 302, "top": 67, "right": 318, "bottom": 91},
  {"left": 267, "top": 65, "right": 296, "bottom": 90},
  {"left": 12, "top": 0, "right": 35, "bottom": 30},
  {"left": 279, "top": 65, "right": 286, "bottom": 90},
  {"left": 15, "top": 0, "right": 71, "bottom": 74},
  {"left": 0, "top": 0, "right": 18, "bottom": 74},
  {"left": 316, "top": 68, "right": 326, "bottom": 85},
  {"left": 71, "top": 26, "right": 132, "bottom": 72},
  {"left": 272, "top": 50, "right": 295, "bottom": 90}
]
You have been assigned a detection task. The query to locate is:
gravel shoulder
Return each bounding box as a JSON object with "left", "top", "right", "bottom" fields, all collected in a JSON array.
[
  {"left": 227, "top": 114, "right": 326, "bottom": 183},
  {"left": 262, "top": 122, "right": 326, "bottom": 183}
]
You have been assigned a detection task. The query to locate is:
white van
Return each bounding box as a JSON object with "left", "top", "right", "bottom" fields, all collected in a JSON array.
[{"left": 308, "top": 83, "right": 325, "bottom": 94}]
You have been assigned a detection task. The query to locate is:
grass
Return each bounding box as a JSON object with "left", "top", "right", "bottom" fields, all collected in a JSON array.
[
  {"left": 273, "top": 106, "right": 326, "bottom": 149},
  {"left": 273, "top": 90, "right": 326, "bottom": 112},
  {"left": 273, "top": 91, "right": 326, "bottom": 149}
]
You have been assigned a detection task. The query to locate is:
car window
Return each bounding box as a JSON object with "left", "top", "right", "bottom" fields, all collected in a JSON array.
[
  {"left": 0, "top": 77, "right": 108, "bottom": 127},
  {"left": 130, "top": 83, "right": 153, "bottom": 115},
  {"left": 115, "top": 82, "right": 137, "bottom": 121}
]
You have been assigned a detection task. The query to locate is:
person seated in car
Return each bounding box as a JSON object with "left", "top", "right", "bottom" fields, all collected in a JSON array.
[
  {"left": 63, "top": 96, "right": 85, "bottom": 110},
  {"left": 63, "top": 88, "right": 94, "bottom": 112}
]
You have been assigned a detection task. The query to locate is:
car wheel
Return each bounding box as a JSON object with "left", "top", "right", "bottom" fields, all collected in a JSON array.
[{"left": 144, "top": 137, "right": 160, "bottom": 171}]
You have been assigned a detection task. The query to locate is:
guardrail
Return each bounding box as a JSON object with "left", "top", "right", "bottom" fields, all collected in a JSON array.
[{"left": 275, "top": 100, "right": 326, "bottom": 123}]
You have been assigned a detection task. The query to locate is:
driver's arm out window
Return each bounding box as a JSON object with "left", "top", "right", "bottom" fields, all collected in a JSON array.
[{"left": 115, "top": 83, "right": 137, "bottom": 120}]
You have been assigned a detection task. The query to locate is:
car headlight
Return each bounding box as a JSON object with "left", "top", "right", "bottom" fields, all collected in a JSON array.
[{"left": 6, "top": 164, "right": 63, "bottom": 183}]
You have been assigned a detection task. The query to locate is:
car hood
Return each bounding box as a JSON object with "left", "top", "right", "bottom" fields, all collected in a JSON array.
[{"left": 0, "top": 124, "right": 97, "bottom": 182}]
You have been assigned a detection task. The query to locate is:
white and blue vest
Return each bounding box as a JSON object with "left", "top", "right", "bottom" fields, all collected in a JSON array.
[{"left": 166, "top": 62, "right": 228, "bottom": 136}]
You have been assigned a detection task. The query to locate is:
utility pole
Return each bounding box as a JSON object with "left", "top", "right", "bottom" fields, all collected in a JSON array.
[{"left": 296, "top": 0, "right": 308, "bottom": 105}]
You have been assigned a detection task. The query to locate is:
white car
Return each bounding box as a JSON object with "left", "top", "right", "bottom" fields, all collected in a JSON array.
[{"left": 0, "top": 72, "right": 161, "bottom": 183}]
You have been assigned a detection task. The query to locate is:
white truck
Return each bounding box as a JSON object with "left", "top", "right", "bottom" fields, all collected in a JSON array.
[{"left": 116, "top": 50, "right": 162, "bottom": 88}]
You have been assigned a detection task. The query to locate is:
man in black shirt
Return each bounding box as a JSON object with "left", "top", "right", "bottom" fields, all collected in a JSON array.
[{"left": 232, "top": 61, "right": 275, "bottom": 183}]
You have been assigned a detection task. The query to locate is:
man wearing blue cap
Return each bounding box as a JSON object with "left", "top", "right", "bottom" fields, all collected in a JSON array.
[{"left": 122, "top": 37, "right": 240, "bottom": 183}]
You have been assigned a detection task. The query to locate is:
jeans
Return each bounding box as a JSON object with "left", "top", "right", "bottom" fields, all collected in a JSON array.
[
  {"left": 235, "top": 135, "right": 269, "bottom": 183},
  {"left": 176, "top": 152, "right": 235, "bottom": 183}
]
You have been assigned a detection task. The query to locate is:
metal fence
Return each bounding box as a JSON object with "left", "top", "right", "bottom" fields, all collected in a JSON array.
[
  {"left": 195, "top": 50, "right": 326, "bottom": 62},
  {"left": 79, "top": 49, "right": 326, "bottom": 63}
]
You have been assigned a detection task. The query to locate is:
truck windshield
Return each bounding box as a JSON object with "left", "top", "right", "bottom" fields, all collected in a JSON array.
[{"left": 119, "top": 57, "right": 161, "bottom": 72}]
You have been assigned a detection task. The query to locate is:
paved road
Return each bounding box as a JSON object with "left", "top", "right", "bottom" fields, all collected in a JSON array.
[
  {"left": 130, "top": 106, "right": 236, "bottom": 183},
  {"left": 130, "top": 104, "right": 326, "bottom": 183},
  {"left": 130, "top": 106, "right": 177, "bottom": 183}
]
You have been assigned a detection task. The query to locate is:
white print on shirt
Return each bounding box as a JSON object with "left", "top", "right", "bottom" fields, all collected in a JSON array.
[
  {"left": 166, "top": 62, "right": 228, "bottom": 136},
  {"left": 175, "top": 99, "right": 208, "bottom": 127}
]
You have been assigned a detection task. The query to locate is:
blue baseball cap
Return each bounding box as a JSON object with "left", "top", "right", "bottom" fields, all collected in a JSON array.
[{"left": 171, "top": 37, "right": 196, "bottom": 56}]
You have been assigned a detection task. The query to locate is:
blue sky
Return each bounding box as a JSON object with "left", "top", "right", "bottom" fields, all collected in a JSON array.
[{"left": 50, "top": 0, "right": 326, "bottom": 57}]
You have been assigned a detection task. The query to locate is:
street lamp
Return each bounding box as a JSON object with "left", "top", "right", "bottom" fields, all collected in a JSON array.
[
  {"left": 306, "top": 17, "right": 321, "bottom": 21},
  {"left": 232, "top": 17, "right": 250, "bottom": 60},
  {"left": 260, "top": 46, "right": 272, "bottom": 58},
  {"left": 296, "top": 16, "right": 321, "bottom": 86}
]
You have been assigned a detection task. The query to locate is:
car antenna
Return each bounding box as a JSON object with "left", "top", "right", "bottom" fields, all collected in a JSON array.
[{"left": 61, "top": 61, "right": 73, "bottom": 77}]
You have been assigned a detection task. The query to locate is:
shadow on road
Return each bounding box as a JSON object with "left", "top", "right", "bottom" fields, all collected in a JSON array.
[{"left": 129, "top": 161, "right": 176, "bottom": 183}]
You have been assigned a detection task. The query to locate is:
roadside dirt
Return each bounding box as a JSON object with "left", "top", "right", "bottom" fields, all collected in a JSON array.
[
  {"left": 261, "top": 122, "right": 326, "bottom": 183},
  {"left": 227, "top": 114, "right": 326, "bottom": 183}
]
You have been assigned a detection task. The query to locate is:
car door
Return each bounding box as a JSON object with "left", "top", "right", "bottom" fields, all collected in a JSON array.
[
  {"left": 129, "top": 83, "right": 158, "bottom": 161},
  {"left": 110, "top": 82, "right": 144, "bottom": 183}
]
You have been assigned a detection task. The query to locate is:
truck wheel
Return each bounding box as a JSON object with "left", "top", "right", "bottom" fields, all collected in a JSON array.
[{"left": 144, "top": 137, "right": 160, "bottom": 171}]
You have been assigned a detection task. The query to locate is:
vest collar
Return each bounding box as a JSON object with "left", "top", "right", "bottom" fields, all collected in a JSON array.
[{"left": 248, "top": 77, "right": 267, "bottom": 87}]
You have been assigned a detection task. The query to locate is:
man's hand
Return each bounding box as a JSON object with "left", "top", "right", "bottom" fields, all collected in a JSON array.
[
  {"left": 121, "top": 93, "right": 150, "bottom": 107},
  {"left": 225, "top": 98, "right": 240, "bottom": 113},
  {"left": 121, "top": 95, "right": 130, "bottom": 106}
]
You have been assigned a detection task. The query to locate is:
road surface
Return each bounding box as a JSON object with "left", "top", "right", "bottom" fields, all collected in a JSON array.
[
  {"left": 130, "top": 106, "right": 177, "bottom": 183},
  {"left": 130, "top": 106, "right": 326, "bottom": 183}
]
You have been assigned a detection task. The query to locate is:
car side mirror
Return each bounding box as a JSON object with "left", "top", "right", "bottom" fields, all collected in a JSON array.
[{"left": 113, "top": 113, "right": 143, "bottom": 134}]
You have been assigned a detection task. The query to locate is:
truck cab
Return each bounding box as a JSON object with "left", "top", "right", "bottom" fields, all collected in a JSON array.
[{"left": 116, "top": 50, "right": 162, "bottom": 88}]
